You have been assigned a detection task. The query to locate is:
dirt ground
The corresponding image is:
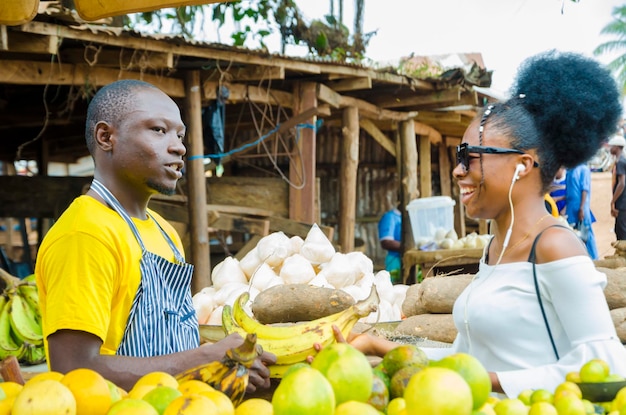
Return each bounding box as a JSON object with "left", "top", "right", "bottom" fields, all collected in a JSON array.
[{"left": 590, "top": 171, "right": 616, "bottom": 259}]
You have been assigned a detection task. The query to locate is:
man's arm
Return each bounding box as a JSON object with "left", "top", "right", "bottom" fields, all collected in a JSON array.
[
  {"left": 578, "top": 189, "right": 588, "bottom": 222},
  {"left": 612, "top": 173, "right": 625, "bottom": 217},
  {"left": 380, "top": 239, "right": 401, "bottom": 252},
  {"left": 48, "top": 329, "right": 275, "bottom": 392}
]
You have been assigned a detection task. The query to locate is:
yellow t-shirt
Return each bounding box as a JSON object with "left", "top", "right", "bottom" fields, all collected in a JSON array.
[{"left": 35, "top": 195, "right": 185, "bottom": 357}]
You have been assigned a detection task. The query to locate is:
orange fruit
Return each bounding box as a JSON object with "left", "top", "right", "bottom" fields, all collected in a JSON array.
[
  {"left": 334, "top": 400, "right": 380, "bottom": 415},
  {"left": 163, "top": 394, "right": 218, "bottom": 415},
  {"left": 579, "top": 360, "right": 609, "bottom": 383},
  {"left": 142, "top": 386, "right": 182, "bottom": 415},
  {"left": 310, "top": 342, "right": 373, "bottom": 405},
  {"left": 61, "top": 368, "right": 111, "bottom": 415},
  {"left": 528, "top": 401, "right": 557, "bottom": 415},
  {"left": 24, "top": 370, "right": 64, "bottom": 386},
  {"left": 553, "top": 394, "right": 586, "bottom": 415},
  {"left": 553, "top": 381, "right": 582, "bottom": 400},
  {"left": 13, "top": 379, "right": 76, "bottom": 415},
  {"left": 404, "top": 367, "right": 472, "bottom": 415},
  {"left": 128, "top": 384, "right": 158, "bottom": 400},
  {"left": 431, "top": 352, "right": 491, "bottom": 409},
  {"left": 382, "top": 344, "right": 428, "bottom": 378},
  {"left": 234, "top": 398, "right": 273, "bottom": 415},
  {"left": 493, "top": 398, "right": 528, "bottom": 415},
  {"left": 530, "top": 389, "right": 554, "bottom": 405},
  {"left": 272, "top": 366, "right": 335, "bottom": 415},
  {"left": 178, "top": 379, "right": 216, "bottom": 395},
  {"left": 107, "top": 398, "right": 159, "bottom": 415},
  {"left": 367, "top": 374, "right": 389, "bottom": 412},
  {"left": 386, "top": 397, "right": 407, "bottom": 415},
  {"left": 0, "top": 381, "right": 22, "bottom": 398},
  {"left": 133, "top": 372, "right": 179, "bottom": 390},
  {"left": 197, "top": 389, "right": 235, "bottom": 415}
]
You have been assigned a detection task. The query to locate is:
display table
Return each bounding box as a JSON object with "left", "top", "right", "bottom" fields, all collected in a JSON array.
[{"left": 403, "top": 248, "right": 484, "bottom": 282}]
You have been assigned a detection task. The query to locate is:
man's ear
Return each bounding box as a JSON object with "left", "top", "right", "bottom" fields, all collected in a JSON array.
[{"left": 94, "top": 121, "right": 114, "bottom": 151}]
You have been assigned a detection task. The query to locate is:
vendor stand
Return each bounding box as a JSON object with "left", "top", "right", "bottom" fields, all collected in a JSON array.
[{"left": 403, "top": 247, "right": 483, "bottom": 282}]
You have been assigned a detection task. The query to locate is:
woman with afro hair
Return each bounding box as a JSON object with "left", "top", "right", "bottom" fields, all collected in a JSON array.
[{"left": 345, "top": 51, "right": 626, "bottom": 397}]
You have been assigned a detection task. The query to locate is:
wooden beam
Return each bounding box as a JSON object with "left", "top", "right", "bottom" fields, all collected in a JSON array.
[
  {"left": 289, "top": 82, "right": 317, "bottom": 223},
  {"left": 210, "top": 213, "right": 270, "bottom": 236},
  {"left": 5, "top": 32, "right": 58, "bottom": 54},
  {"left": 327, "top": 77, "right": 371, "bottom": 92},
  {"left": 204, "top": 65, "right": 285, "bottom": 82},
  {"left": 360, "top": 118, "right": 395, "bottom": 157},
  {"left": 415, "top": 111, "right": 462, "bottom": 124},
  {"left": 184, "top": 70, "right": 211, "bottom": 291},
  {"left": 419, "top": 134, "right": 431, "bottom": 198},
  {"left": 339, "top": 95, "right": 417, "bottom": 121},
  {"left": 338, "top": 106, "right": 359, "bottom": 253},
  {"left": 203, "top": 81, "right": 293, "bottom": 108},
  {"left": 375, "top": 88, "right": 461, "bottom": 109},
  {"left": 148, "top": 199, "right": 220, "bottom": 225},
  {"left": 0, "top": 26, "right": 7, "bottom": 51},
  {"left": 60, "top": 48, "right": 173, "bottom": 69},
  {"left": 317, "top": 83, "right": 341, "bottom": 109},
  {"left": 0, "top": 59, "right": 185, "bottom": 97},
  {"left": 438, "top": 138, "right": 452, "bottom": 198},
  {"left": 414, "top": 121, "right": 443, "bottom": 145},
  {"left": 399, "top": 120, "right": 418, "bottom": 259}
]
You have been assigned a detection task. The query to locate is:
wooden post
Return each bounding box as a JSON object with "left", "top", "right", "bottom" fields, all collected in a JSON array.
[
  {"left": 338, "top": 106, "right": 359, "bottom": 253},
  {"left": 399, "top": 120, "right": 418, "bottom": 253},
  {"left": 438, "top": 138, "right": 452, "bottom": 198},
  {"left": 183, "top": 71, "right": 210, "bottom": 292},
  {"left": 419, "top": 135, "right": 431, "bottom": 198},
  {"left": 289, "top": 82, "right": 317, "bottom": 224}
]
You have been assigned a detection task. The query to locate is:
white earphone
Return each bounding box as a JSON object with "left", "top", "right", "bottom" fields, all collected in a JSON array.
[{"left": 513, "top": 163, "right": 526, "bottom": 181}]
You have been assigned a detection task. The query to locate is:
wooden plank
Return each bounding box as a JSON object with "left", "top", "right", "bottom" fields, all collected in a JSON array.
[
  {"left": 400, "top": 120, "right": 418, "bottom": 255},
  {"left": 0, "top": 26, "right": 7, "bottom": 51},
  {"left": 375, "top": 88, "right": 461, "bottom": 109},
  {"left": 206, "top": 177, "right": 289, "bottom": 218},
  {"left": 419, "top": 135, "right": 431, "bottom": 198},
  {"left": 316, "top": 83, "right": 341, "bottom": 109},
  {"left": 184, "top": 70, "right": 211, "bottom": 290},
  {"left": 415, "top": 111, "right": 462, "bottom": 124},
  {"left": 17, "top": 22, "right": 323, "bottom": 75},
  {"left": 360, "top": 118, "right": 395, "bottom": 157},
  {"left": 204, "top": 65, "right": 285, "bottom": 82},
  {"left": 234, "top": 235, "right": 262, "bottom": 260},
  {"left": 438, "top": 138, "right": 452, "bottom": 198},
  {"left": 210, "top": 213, "right": 270, "bottom": 236},
  {"left": 0, "top": 59, "right": 185, "bottom": 97},
  {"left": 403, "top": 248, "right": 482, "bottom": 282},
  {"left": 203, "top": 81, "right": 294, "bottom": 109},
  {"left": 338, "top": 106, "right": 359, "bottom": 253},
  {"left": 339, "top": 95, "right": 417, "bottom": 121},
  {"left": 151, "top": 194, "right": 276, "bottom": 217},
  {"left": 148, "top": 199, "right": 220, "bottom": 225},
  {"left": 327, "top": 77, "right": 371, "bottom": 92},
  {"left": 61, "top": 48, "right": 173, "bottom": 69},
  {"left": 414, "top": 121, "right": 443, "bottom": 145},
  {"left": 5, "top": 32, "right": 58, "bottom": 54},
  {"left": 0, "top": 176, "right": 92, "bottom": 218},
  {"left": 289, "top": 82, "right": 317, "bottom": 223}
]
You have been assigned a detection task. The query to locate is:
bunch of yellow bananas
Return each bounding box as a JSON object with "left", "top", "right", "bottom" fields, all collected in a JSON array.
[
  {"left": 222, "top": 285, "right": 380, "bottom": 378},
  {"left": 0, "top": 270, "right": 45, "bottom": 366},
  {"left": 175, "top": 332, "right": 262, "bottom": 406}
]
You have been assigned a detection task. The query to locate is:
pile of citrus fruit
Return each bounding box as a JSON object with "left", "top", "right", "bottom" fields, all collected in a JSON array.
[{"left": 1, "top": 347, "right": 626, "bottom": 415}]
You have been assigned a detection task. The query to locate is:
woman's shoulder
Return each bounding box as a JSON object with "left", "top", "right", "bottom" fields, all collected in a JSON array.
[{"left": 533, "top": 224, "right": 588, "bottom": 264}]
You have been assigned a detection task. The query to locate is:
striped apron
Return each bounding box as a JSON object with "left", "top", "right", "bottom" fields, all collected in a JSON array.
[{"left": 90, "top": 179, "right": 200, "bottom": 357}]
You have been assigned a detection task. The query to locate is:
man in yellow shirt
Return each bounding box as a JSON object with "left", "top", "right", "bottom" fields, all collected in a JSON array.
[{"left": 35, "top": 80, "right": 274, "bottom": 391}]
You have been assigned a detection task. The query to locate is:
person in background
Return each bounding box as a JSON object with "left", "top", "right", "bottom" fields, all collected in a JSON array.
[
  {"left": 564, "top": 163, "right": 598, "bottom": 259},
  {"left": 346, "top": 51, "right": 626, "bottom": 398},
  {"left": 549, "top": 166, "right": 567, "bottom": 215},
  {"left": 35, "top": 80, "right": 275, "bottom": 391},
  {"left": 609, "top": 134, "right": 626, "bottom": 240},
  {"left": 378, "top": 206, "right": 402, "bottom": 284}
]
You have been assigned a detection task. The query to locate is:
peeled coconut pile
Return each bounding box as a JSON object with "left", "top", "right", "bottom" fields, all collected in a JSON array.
[{"left": 192, "top": 224, "right": 409, "bottom": 326}]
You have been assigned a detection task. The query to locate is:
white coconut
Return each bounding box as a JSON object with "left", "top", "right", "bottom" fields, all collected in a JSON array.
[
  {"left": 308, "top": 273, "right": 334, "bottom": 289},
  {"left": 317, "top": 252, "right": 359, "bottom": 289},
  {"left": 239, "top": 247, "right": 263, "bottom": 279},
  {"left": 206, "top": 305, "right": 224, "bottom": 326},
  {"left": 192, "top": 291, "right": 215, "bottom": 325},
  {"left": 249, "top": 262, "right": 278, "bottom": 292},
  {"left": 213, "top": 282, "right": 249, "bottom": 306}
]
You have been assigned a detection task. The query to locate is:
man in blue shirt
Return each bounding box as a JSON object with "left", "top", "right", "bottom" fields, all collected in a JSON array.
[
  {"left": 378, "top": 208, "right": 402, "bottom": 283},
  {"left": 565, "top": 163, "right": 597, "bottom": 259}
]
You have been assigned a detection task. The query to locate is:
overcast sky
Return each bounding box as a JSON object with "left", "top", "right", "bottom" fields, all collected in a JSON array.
[{"left": 286, "top": 0, "right": 623, "bottom": 94}]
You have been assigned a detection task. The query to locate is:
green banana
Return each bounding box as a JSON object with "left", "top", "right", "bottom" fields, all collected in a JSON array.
[
  {"left": 223, "top": 285, "right": 380, "bottom": 366},
  {"left": 0, "top": 293, "right": 25, "bottom": 360},
  {"left": 16, "top": 283, "right": 40, "bottom": 322},
  {"left": 8, "top": 290, "right": 43, "bottom": 345},
  {"left": 21, "top": 342, "right": 45, "bottom": 365}
]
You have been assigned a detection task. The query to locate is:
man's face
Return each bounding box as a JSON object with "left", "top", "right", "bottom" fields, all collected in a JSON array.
[{"left": 111, "top": 88, "right": 187, "bottom": 196}]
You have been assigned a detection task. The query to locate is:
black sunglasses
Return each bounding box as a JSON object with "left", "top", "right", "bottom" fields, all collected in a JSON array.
[{"left": 455, "top": 143, "right": 539, "bottom": 171}]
